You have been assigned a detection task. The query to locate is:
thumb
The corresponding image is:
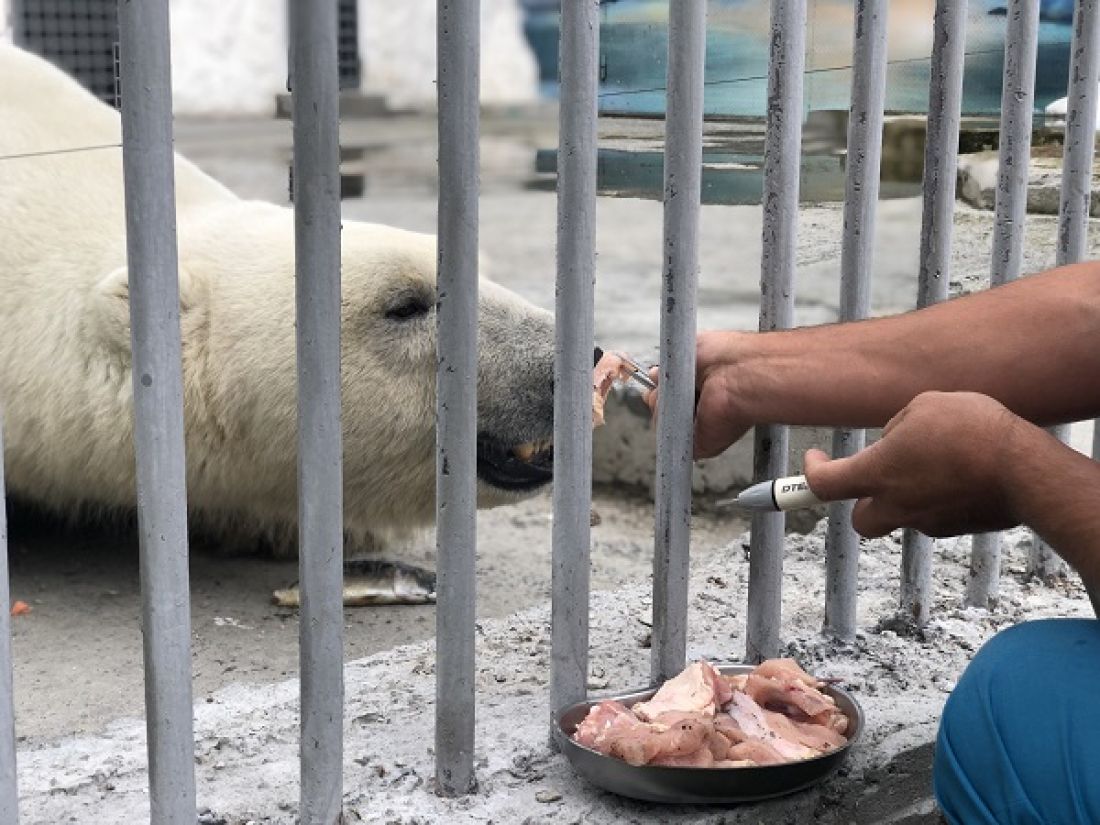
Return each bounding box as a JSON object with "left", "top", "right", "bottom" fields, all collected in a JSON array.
[{"left": 804, "top": 447, "right": 877, "bottom": 502}]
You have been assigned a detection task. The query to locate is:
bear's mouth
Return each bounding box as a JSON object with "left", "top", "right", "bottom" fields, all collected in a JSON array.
[{"left": 476, "top": 434, "right": 554, "bottom": 492}]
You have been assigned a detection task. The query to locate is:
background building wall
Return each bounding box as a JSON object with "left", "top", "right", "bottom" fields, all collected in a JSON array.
[{"left": 1, "top": 0, "right": 538, "bottom": 115}]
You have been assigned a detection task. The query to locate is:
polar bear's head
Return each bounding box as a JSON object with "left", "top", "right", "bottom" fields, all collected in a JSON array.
[{"left": 94, "top": 204, "right": 557, "bottom": 538}]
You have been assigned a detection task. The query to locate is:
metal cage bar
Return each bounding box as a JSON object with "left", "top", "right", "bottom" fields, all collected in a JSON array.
[
  {"left": 967, "top": 0, "right": 1041, "bottom": 609},
  {"left": 650, "top": 0, "right": 706, "bottom": 683},
  {"left": 823, "top": 0, "right": 889, "bottom": 642},
  {"left": 746, "top": 0, "right": 807, "bottom": 664},
  {"left": 551, "top": 0, "right": 600, "bottom": 715},
  {"left": 1035, "top": 0, "right": 1100, "bottom": 579},
  {"left": 290, "top": 0, "right": 346, "bottom": 820},
  {"left": 0, "top": 422, "right": 16, "bottom": 824},
  {"left": 116, "top": 1, "right": 197, "bottom": 820},
  {"left": 435, "top": 0, "right": 481, "bottom": 797},
  {"left": 899, "top": 0, "right": 968, "bottom": 628}
]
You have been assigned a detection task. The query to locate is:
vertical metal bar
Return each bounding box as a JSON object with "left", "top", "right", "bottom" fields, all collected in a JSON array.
[
  {"left": 435, "top": 0, "right": 479, "bottom": 798},
  {"left": 967, "top": 0, "right": 1040, "bottom": 609},
  {"left": 0, "top": 421, "right": 17, "bottom": 824},
  {"left": 823, "top": 0, "right": 889, "bottom": 642},
  {"left": 116, "top": 3, "right": 197, "bottom": 821},
  {"left": 1037, "top": 0, "right": 1100, "bottom": 579},
  {"left": 746, "top": 0, "right": 807, "bottom": 664},
  {"left": 290, "top": 0, "right": 345, "bottom": 821},
  {"left": 899, "top": 0, "right": 967, "bottom": 628},
  {"left": 551, "top": 0, "right": 599, "bottom": 715},
  {"left": 9, "top": 0, "right": 24, "bottom": 45},
  {"left": 651, "top": 0, "right": 707, "bottom": 683}
]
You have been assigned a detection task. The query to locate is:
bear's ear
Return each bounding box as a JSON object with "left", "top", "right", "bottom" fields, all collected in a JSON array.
[
  {"left": 91, "top": 265, "right": 207, "bottom": 354},
  {"left": 91, "top": 266, "right": 132, "bottom": 353}
]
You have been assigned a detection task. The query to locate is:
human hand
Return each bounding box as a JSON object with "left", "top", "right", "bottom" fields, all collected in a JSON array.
[
  {"left": 643, "top": 330, "right": 758, "bottom": 459},
  {"left": 803, "top": 391, "right": 1027, "bottom": 538}
]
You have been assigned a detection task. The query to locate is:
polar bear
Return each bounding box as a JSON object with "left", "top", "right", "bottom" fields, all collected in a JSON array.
[{"left": 0, "top": 45, "right": 556, "bottom": 599}]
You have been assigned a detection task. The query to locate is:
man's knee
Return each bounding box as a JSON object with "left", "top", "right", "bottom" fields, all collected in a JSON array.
[{"left": 935, "top": 619, "right": 1100, "bottom": 825}]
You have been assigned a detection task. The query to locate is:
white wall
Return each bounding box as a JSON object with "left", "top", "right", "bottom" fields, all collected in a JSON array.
[
  {"left": 169, "top": 0, "right": 538, "bottom": 115},
  {"left": 169, "top": 0, "right": 288, "bottom": 116},
  {"left": 3, "top": 0, "right": 536, "bottom": 114},
  {"left": 358, "top": 0, "right": 539, "bottom": 110}
]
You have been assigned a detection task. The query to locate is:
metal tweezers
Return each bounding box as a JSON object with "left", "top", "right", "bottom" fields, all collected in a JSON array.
[{"left": 594, "top": 347, "right": 657, "bottom": 392}]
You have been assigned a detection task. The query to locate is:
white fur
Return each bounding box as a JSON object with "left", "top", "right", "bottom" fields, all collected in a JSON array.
[{"left": 0, "top": 46, "right": 555, "bottom": 552}]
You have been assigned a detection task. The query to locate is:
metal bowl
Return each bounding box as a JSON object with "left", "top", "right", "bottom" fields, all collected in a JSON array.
[{"left": 554, "top": 663, "right": 864, "bottom": 804}]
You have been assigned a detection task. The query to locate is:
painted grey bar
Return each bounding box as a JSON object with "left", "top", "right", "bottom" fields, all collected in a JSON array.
[
  {"left": 899, "top": 0, "right": 968, "bottom": 628},
  {"left": 9, "top": 0, "right": 22, "bottom": 44},
  {"left": 290, "top": 0, "right": 345, "bottom": 820},
  {"left": 435, "top": 0, "right": 480, "bottom": 797},
  {"left": 0, "top": 422, "right": 17, "bottom": 825},
  {"left": 116, "top": 2, "right": 197, "bottom": 820},
  {"left": 651, "top": 0, "right": 707, "bottom": 683},
  {"left": 967, "top": 0, "right": 1041, "bottom": 609},
  {"left": 747, "top": 0, "right": 806, "bottom": 664},
  {"left": 551, "top": 0, "right": 600, "bottom": 715},
  {"left": 824, "top": 0, "right": 889, "bottom": 642},
  {"left": 1037, "top": 0, "right": 1100, "bottom": 580}
]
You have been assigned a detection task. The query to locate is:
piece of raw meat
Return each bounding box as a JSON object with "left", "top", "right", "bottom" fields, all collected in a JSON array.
[
  {"left": 633, "top": 660, "right": 732, "bottom": 722},
  {"left": 744, "top": 672, "right": 837, "bottom": 719},
  {"left": 726, "top": 692, "right": 818, "bottom": 762},
  {"left": 592, "top": 351, "right": 638, "bottom": 427},
  {"left": 570, "top": 657, "right": 850, "bottom": 770},
  {"left": 572, "top": 700, "right": 636, "bottom": 750},
  {"left": 753, "top": 657, "right": 824, "bottom": 689}
]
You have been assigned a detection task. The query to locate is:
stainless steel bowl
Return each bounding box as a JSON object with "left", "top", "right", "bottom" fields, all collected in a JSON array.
[{"left": 555, "top": 663, "right": 864, "bottom": 804}]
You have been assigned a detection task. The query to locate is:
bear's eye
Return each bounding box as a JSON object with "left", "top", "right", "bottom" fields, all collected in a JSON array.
[{"left": 384, "top": 296, "right": 430, "bottom": 322}]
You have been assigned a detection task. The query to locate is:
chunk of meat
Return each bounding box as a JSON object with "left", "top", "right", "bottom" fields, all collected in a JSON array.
[
  {"left": 725, "top": 738, "right": 787, "bottom": 766},
  {"left": 724, "top": 673, "right": 749, "bottom": 694},
  {"left": 592, "top": 351, "right": 637, "bottom": 427},
  {"left": 606, "top": 712, "right": 711, "bottom": 767},
  {"left": 753, "top": 657, "right": 823, "bottom": 689},
  {"left": 726, "top": 692, "right": 818, "bottom": 762},
  {"left": 572, "top": 700, "right": 635, "bottom": 750},
  {"left": 633, "top": 660, "right": 732, "bottom": 722},
  {"left": 760, "top": 707, "right": 847, "bottom": 753},
  {"left": 573, "top": 705, "right": 716, "bottom": 767},
  {"left": 571, "top": 658, "right": 851, "bottom": 770},
  {"left": 650, "top": 746, "right": 715, "bottom": 768},
  {"left": 744, "top": 673, "right": 837, "bottom": 719}
]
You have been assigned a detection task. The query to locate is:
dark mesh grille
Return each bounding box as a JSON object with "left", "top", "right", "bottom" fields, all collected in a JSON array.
[
  {"left": 15, "top": 0, "right": 121, "bottom": 107},
  {"left": 337, "top": 0, "right": 361, "bottom": 89}
]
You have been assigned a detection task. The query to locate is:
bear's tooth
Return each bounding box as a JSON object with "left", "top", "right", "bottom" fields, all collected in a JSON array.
[{"left": 513, "top": 442, "right": 536, "bottom": 461}]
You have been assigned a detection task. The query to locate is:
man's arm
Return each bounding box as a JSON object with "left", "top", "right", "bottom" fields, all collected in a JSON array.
[
  {"left": 1005, "top": 419, "right": 1100, "bottom": 616},
  {"left": 684, "top": 262, "right": 1100, "bottom": 458}
]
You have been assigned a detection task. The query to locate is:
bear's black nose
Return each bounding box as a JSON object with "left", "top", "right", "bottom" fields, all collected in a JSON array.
[{"left": 593, "top": 346, "right": 604, "bottom": 367}]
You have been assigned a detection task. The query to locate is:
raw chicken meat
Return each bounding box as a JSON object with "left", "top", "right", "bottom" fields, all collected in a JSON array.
[
  {"left": 571, "top": 657, "right": 850, "bottom": 769},
  {"left": 633, "top": 660, "right": 732, "bottom": 721},
  {"left": 592, "top": 350, "right": 640, "bottom": 427}
]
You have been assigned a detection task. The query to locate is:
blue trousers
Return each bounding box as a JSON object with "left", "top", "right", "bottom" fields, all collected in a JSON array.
[{"left": 934, "top": 618, "right": 1100, "bottom": 825}]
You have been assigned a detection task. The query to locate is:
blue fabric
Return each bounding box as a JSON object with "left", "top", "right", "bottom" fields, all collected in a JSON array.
[{"left": 934, "top": 619, "right": 1100, "bottom": 825}]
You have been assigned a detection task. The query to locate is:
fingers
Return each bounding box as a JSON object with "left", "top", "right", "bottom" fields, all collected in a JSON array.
[
  {"left": 803, "top": 446, "right": 879, "bottom": 502},
  {"left": 850, "top": 497, "right": 901, "bottom": 538}
]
